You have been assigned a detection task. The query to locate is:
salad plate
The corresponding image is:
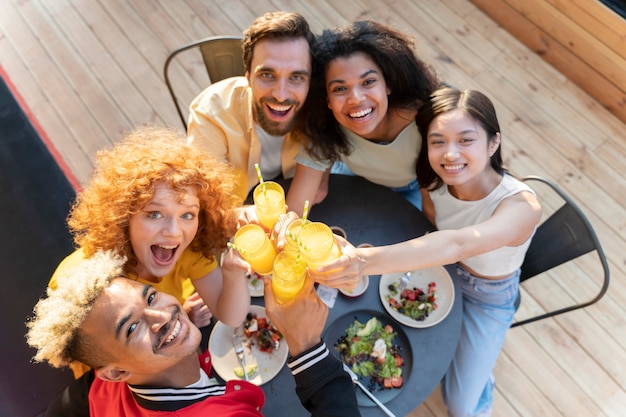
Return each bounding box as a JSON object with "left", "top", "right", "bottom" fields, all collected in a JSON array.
[
  {"left": 323, "top": 310, "right": 413, "bottom": 406},
  {"left": 209, "top": 305, "right": 288, "bottom": 385},
  {"left": 379, "top": 266, "right": 454, "bottom": 328}
]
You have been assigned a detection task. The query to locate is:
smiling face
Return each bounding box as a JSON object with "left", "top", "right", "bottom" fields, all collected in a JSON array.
[
  {"left": 325, "top": 52, "right": 391, "bottom": 140},
  {"left": 247, "top": 37, "right": 311, "bottom": 136},
  {"left": 128, "top": 183, "right": 200, "bottom": 280},
  {"left": 426, "top": 109, "right": 500, "bottom": 190},
  {"left": 81, "top": 278, "right": 201, "bottom": 380}
]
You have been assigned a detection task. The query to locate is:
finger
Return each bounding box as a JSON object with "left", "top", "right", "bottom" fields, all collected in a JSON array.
[
  {"left": 299, "top": 274, "right": 317, "bottom": 297},
  {"left": 262, "top": 276, "right": 277, "bottom": 307}
]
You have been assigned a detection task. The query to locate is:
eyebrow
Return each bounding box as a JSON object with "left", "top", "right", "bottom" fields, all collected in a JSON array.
[
  {"left": 143, "top": 201, "right": 200, "bottom": 211},
  {"left": 327, "top": 69, "right": 378, "bottom": 88},
  {"left": 114, "top": 284, "right": 151, "bottom": 340},
  {"left": 255, "top": 65, "right": 310, "bottom": 76},
  {"left": 428, "top": 129, "right": 478, "bottom": 138}
]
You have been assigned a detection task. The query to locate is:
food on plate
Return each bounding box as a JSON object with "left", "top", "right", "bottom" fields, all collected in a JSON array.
[
  {"left": 386, "top": 281, "right": 438, "bottom": 321},
  {"left": 243, "top": 311, "right": 283, "bottom": 353},
  {"left": 335, "top": 317, "right": 404, "bottom": 389},
  {"left": 233, "top": 364, "right": 258, "bottom": 378},
  {"left": 246, "top": 272, "right": 263, "bottom": 294}
]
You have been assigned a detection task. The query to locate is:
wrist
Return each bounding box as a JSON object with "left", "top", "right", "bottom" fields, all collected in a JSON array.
[{"left": 285, "top": 336, "right": 321, "bottom": 357}]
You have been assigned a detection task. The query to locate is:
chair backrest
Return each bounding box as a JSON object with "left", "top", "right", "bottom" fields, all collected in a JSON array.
[
  {"left": 520, "top": 202, "right": 597, "bottom": 281},
  {"left": 164, "top": 35, "right": 244, "bottom": 128},
  {"left": 513, "top": 175, "right": 610, "bottom": 327}
]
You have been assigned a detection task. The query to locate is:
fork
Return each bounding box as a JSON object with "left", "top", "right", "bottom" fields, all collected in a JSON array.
[
  {"left": 397, "top": 271, "right": 412, "bottom": 293},
  {"left": 232, "top": 332, "right": 249, "bottom": 381},
  {"left": 342, "top": 363, "right": 396, "bottom": 417}
]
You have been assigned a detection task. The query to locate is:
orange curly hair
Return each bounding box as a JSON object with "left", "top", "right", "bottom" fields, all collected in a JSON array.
[{"left": 68, "top": 126, "right": 241, "bottom": 271}]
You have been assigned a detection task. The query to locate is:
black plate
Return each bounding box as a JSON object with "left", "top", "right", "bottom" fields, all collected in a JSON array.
[{"left": 323, "top": 310, "right": 413, "bottom": 407}]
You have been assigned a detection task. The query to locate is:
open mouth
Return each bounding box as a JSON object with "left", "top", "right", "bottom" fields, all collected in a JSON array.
[
  {"left": 266, "top": 101, "right": 294, "bottom": 119},
  {"left": 442, "top": 163, "right": 466, "bottom": 173},
  {"left": 163, "top": 320, "right": 181, "bottom": 346},
  {"left": 156, "top": 316, "right": 182, "bottom": 351},
  {"left": 348, "top": 107, "right": 373, "bottom": 120},
  {"left": 151, "top": 244, "right": 178, "bottom": 265}
]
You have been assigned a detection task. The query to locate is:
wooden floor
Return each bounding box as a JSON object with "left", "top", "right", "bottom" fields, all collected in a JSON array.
[{"left": 2, "top": 0, "right": 625, "bottom": 415}]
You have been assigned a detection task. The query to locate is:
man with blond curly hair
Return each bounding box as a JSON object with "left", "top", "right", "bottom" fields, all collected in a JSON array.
[{"left": 27, "top": 250, "right": 359, "bottom": 416}]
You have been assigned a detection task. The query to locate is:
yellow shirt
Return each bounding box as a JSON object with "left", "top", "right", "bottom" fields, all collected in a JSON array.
[
  {"left": 187, "top": 77, "right": 299, "bottom": 199},
  {"left": 50, "top": 247, "right": 217, "bottom": 303}
]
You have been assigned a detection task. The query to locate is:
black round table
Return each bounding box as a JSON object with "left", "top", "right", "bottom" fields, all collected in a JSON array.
[{"left": 250, "top": 174, "right": 463, "bottom": 417}]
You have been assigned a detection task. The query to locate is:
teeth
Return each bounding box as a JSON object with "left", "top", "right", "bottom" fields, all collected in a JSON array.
[
  {"left": 158, "top": 245, "right": 177, "bottom": 250},
  {"left": 444, "top": 164, "right": 464, "bottom": 170},
  {"left": 165, "top": 320, "right": 181, "bottom": 344},
  {"left": 268, "top": 103, "right": 291, "bottom": 112},
  {"left": 349, "top": 108, "right": 372, "bottom": 118}
]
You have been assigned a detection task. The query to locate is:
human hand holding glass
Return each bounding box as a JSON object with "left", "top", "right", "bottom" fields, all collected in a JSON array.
[
  {"left": 263, "top": 273, "right": 328, "bottom": 357},
  {"left": 306, "top": 234, "right": 366, "bottom": 291},
  {"left": 297, "top": 222, "right": 342, "bottom": 271},
  {"left": 230, "top": 224, "right": 277, "bottom": 276}
]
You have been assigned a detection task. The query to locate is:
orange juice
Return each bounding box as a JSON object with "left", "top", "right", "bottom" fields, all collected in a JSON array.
[
  {"left": 272, "top": 251, "right": 307, "bottom": 304},
  {"left": 253, "top": 181, "right": 286, "bottom": 229},
  {"left": 233, "top": 224, "right": 277, "bottom": 276},
  {"left": 298, "top": 222, "right": 342, "bottom": 270},
  {"left": 284, "top": 218, "right": 305, "bottom": 254}
]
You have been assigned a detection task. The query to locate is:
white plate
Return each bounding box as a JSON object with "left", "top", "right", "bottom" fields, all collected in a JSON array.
[
  {"left": 339, "top": 274, "right": 369, "bottom": 297},
  {"left": 246, "top": 273, "right": 264, "bottom": 297},
  {"left": 379, "top": 266, "right": 455, "bottom": 328},
  {"left": 208, "top": 305, "right": 288, "bottom": 385}
]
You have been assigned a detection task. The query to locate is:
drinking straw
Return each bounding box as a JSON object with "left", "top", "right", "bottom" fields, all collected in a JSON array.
[
  {"left": 287, "top": 230, "right": 309, "bottom": 252},
  {"left": 227, "top": 241, "right": 248, "bottom": 255},
  {"left": 287, "top": 230, "right": 301, "bottom": 247},
  {"left": 254, "top": 163, "right": 264, "bottom": 184},
  {"left": 301, "top": 200, "right": 310, "bottom": 224},
  {"left": 254, "top": 163, "right": 266, "bottom": 195}
]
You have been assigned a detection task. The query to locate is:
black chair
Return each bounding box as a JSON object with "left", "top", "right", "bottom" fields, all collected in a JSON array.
[
  {"left": 164, "top": 35, "right": 244, "bottom": 128},
  {"left": 512, "top": 175, "right": 610, "bottom": 327}
]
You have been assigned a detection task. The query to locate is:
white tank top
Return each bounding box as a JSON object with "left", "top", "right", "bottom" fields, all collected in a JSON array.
[{"left": 430, "top": 174, "right": 535, "bottom": 277}]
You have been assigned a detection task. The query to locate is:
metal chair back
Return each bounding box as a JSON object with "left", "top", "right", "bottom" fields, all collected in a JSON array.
[
  {"left": 513, "top": 175, "right": 610, "bottom": 327},
  {"left": 164, "top": 35, "right": 244, "bottom": 128}
]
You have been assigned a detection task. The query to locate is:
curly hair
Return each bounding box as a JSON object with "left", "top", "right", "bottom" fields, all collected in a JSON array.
[
  {"left": 68, "top": 126, "right": 240, "bottom": 272},
  {"left": 242, "top": 11, "right": 316, "bottom": 74},
  {"left": 293, "top": 20, "right": 441, "bottom": 163},
  {"left": 26, "top": 250, "right": 125, "bottom": 368}
]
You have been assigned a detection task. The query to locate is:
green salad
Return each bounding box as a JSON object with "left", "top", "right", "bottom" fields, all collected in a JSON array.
[{"left": 335, "top": 317, "right": 404, "bottom": 389}]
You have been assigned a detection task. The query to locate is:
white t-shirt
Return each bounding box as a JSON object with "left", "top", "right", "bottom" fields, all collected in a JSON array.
[
  {"left": 295, "top": 121, "right": 421, "bottom": 188},
  {"left": 256, "top": 125, "right": 284, "bottom": 181}
]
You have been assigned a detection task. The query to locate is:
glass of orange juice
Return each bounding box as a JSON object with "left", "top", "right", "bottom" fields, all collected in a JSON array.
[
  {"left": 233, "top": 224, "right": 277, "bottom": 276},
  {"left": 284, "top": 218, "right": 306, "bottom": 254},
  {"left": 253, "top": 181, "right": 286, "bottom": 230},
  {"left": 297, "top": 222, "right": 342, "bottom": 271},
  {"left": 271, "top": 251, "right": 307, "bottom": 304}
]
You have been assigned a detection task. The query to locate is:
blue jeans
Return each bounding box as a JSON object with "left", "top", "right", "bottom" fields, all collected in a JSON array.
[
  {"left": 442, "top": 265, "right": 519, "bottom": 417},
  {"left": 330, "top": 161, "right": 422, "bottom": 210}
]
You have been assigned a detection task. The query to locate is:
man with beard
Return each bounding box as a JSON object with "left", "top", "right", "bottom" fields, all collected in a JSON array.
[
  {"left": 187, "top": 11, "right": 316, "bottom": 201},
  {"left": 28, "top": 250, "right": 360, "bottom": 417}
]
